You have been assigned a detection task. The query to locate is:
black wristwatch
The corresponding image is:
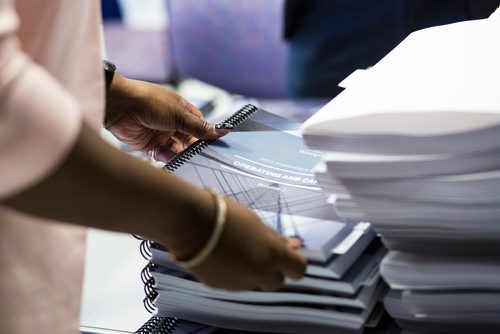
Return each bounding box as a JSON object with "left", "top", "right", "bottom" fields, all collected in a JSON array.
[{"left": 103, "top": 60, "right": 116, "bottom": 89}]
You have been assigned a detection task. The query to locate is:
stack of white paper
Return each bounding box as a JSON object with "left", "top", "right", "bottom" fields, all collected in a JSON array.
[{"left": 301, "top": 13, "right": 500, "bottom": 334}]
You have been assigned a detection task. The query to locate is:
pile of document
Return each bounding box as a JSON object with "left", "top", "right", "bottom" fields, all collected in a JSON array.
[
  {"left": 301, "top": 13, "right": 500, "bottom": 334},
  {"left": 139, "top": 106, "right": 396, "bottom": 333},
  {"left": 144, "top": 235, "right": 391, "bottom": 334}
]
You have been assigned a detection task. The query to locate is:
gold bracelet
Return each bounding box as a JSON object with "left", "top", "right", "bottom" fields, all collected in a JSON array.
[{"left": 177, "top": 189, "right": 227, "bottom": 269}]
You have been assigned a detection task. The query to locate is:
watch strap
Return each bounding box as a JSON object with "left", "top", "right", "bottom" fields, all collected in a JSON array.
[{"left": 103, "top": 60, "right": 116, "bottom": 89}]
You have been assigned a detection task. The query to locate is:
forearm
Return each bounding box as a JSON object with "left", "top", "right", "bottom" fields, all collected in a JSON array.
[{"left": 2, "top": 122, "right": 215, "bottom": 260}]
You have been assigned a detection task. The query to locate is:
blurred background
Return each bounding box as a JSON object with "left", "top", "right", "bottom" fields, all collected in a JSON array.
[
  {"left": 101, "top": 0, "right": 499, "bottom": 120},
  {"left": 101, "top": 0, "right": 323, "bottom": 124},
  {"left": 101, "top": 0, "right": 289, "bottom": 98}
]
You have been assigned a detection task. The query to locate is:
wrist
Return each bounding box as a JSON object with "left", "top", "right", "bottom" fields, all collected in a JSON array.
[
  {"left": 104, "top": 73, "right": 140, "bottom": 128},
  {"left": 175, "top": 189, "right": 227, "bottom": 268},
  {"left": 160, "top": 187, "right": 218, "bottom": 262}
]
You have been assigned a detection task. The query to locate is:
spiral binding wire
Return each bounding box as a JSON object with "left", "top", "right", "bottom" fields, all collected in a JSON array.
[
  {"left": 135, "top": 316, "right": 179, "bottom": 334},
  {"left": 137, "top": 250, "right": 178, "bottom": 332},
  {"left": 140, "top": 239, "right": 153, "bottom": 259},
  {"left": 222, "top": 103, "right": 258, "bottom": 128},
  {"left": 163, "top": 104, "right": 259, "bottom": 173},
  {"left": 136, "top": 104, "right": 259, "bottom": 333},
  {"left": 140, "top": 264, "right": 157, "bottom": 313},
  {"left": 163, "top": 139, "right": 211, "bottom": 172}
]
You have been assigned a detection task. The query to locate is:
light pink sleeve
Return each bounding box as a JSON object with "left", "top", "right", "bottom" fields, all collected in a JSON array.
[{"left": 0, "top": 2, "right": 82, "bottom": 200}]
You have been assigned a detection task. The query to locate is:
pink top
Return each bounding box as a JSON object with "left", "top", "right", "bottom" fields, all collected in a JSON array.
[{"left": 0, "top": 0, "right": 104, "bottom": 333}]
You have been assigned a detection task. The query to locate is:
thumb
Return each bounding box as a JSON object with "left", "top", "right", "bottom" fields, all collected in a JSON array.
[
  {"left": 280, "top": 248, "right": 307, "bottom": 280},
  {"left": 177, "top": 112, "right": 231, "bottom": 140}
]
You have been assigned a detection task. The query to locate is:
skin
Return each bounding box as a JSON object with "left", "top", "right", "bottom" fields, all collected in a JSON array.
[{"left": 2, "top": 73, "right": 307, "bottom": 291}]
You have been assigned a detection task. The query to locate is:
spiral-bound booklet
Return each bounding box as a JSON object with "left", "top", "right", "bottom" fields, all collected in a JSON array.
[
  {"left": 164, "top": 104, "right": 370, "bottom": 263},
  {"left": 134, "top": 105, "right": 385, "bottom": 334}
]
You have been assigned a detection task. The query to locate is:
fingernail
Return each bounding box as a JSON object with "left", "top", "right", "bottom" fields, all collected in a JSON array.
[
  {"left": 288, "top": 237, "right": 303, "bottom": 250},
  {"left": 215, "top": 122, "right": 234, "bottom": 130}
]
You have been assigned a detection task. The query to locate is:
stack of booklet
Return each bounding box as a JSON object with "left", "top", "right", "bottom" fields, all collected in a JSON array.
[
  {"left": 301, "top": 12, "right": 500, "bottom": 334},
  {"left": 136, "top": 106, "right": 395, "bottom": 334}
]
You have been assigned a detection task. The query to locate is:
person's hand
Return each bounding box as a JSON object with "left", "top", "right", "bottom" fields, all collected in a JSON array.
[
  {"left": 104, "top": 74, "right": 228, "bottom": 162},
  {"left": 173, "top": 195, "right": 308, "bottom": 291},
  {"left": 104, "top": 75, "right": 307, "bottom": 291}
]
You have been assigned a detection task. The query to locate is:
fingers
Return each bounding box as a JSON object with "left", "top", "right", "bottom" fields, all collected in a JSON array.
[
  {"left": 175, "top": 111, "right": 229, "bottom": 140},
  {"left": 174, "top": 98, "right": 218, "bottom": 139},
  {"left": 248, "top": 242, "right": 306, "bottom": 291},
  {"left": 273, "top": 234, "right": 307, "bottom": 280},
  {"left": 180, "top": 99, "right": 203, "bottom": 118},
  {"left": 149, "top": 132, "right": 201, "bottom": 162},
  {"left": 153, "top": 141, "right": 183, "bottom": 162},
  {"left": 279, "top": 247, "right": 307, "bottom": 280},
  {"left": 131, "top": 86, "right": 232, "bottom": 146},
  {"left": 270, "top": 239, "right": 307, "bottom": 281},
  {"left": 287, "top": 237, "right": 303, "bottom": 251},
  {"left": 172, "top": 132, "right": 198, "bottom": 149},
  {"left": 252, "top": 234, "right": 306, "bottom": 290},
  {"left": 257, "top": 272, "right": 284, "bottom": 292}
]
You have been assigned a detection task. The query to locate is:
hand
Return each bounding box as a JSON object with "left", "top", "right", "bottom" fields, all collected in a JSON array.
[
  {"left": 178, "top": 196, "right": 308, "bottom": 291},
  {"left": 104, "top": 74, "right": 228, "bottom": 162}
]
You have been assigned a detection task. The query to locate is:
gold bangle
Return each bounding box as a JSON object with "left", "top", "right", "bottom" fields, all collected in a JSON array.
[{"left": 177, "top": 189, "right": 227, "bottom": 269}]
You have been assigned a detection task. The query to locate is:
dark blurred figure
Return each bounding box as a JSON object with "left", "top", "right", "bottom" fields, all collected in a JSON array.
[
  {"left": 101, "top": 0, "right": 122, "bottom": 19},
  {"left": 285, "top": 0, "right": 500, "bottom": 98}
]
